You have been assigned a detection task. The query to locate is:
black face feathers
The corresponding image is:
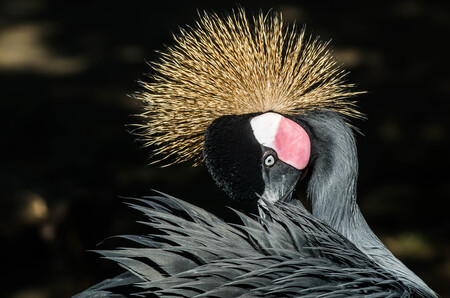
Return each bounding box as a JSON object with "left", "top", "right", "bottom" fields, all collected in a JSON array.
[{"left": 204, "top": 114, "right": 264, "bottom": 201}]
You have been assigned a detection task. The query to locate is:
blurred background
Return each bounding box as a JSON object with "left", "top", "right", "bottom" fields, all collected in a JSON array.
[{"left": 1, "top": 0, "right": 449, "bottom": 297}]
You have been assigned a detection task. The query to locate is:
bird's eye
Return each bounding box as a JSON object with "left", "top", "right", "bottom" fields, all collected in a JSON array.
[{"left": 264, "top": 154, "right": 276, "bottom": 167}]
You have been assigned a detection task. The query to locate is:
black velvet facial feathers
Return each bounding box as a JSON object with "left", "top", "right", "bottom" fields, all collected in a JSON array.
[{"left": 204, "top": 114, "right": 264, "bottom": 201}]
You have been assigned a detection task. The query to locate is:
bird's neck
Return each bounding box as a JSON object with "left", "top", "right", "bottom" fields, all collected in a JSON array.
[
  {"left": 307, "top": 113, "right": 360, "bottom": 234},
  {"left": 305, "top": 113, "right": 435, "bottom": 296}
]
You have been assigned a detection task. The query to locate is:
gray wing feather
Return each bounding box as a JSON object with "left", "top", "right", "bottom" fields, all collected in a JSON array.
[{"left": 75, "top": 193, "right": 418, "bottom": 297}]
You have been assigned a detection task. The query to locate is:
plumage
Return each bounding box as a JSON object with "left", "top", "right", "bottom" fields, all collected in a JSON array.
[
  {"left": 75, "top": 193, "right": 419, "bottom": 297},
  {"left": 136, "top": 9, "right": 364, "bottom": 165},
  {"left": 75, "top": 8, "right": 437, "bottom": 298},
  {"left": 293, "top": 111, "right": 435, "bottom": 296}
]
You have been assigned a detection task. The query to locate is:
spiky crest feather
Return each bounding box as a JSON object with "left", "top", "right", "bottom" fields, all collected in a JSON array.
[{"left": 136, "top": 9, "right": 364, "bottom": 165}]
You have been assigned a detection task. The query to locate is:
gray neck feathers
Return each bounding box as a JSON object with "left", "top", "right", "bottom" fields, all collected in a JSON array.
[{"left": 305, "top": 112, "right": 435, "bottom": 296}]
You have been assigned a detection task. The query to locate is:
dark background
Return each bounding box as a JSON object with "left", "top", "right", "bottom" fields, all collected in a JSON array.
[{"left": 1, "top": 0, "right": 449, "bottom": 297}]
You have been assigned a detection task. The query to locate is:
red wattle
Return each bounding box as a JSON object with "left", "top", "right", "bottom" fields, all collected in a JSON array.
[{"left": 274, "top": 117, "right": 311, "bottom": 170}]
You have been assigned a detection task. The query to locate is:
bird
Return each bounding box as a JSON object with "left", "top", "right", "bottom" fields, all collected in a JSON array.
[{"left": 76, "top": 9, "right": 436, "bottom": 297}]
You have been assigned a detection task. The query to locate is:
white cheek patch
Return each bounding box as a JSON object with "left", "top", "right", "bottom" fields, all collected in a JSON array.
[
  {"left": 250, "top": 112, "right": 282, "bottom": 147},
  {"left": 250, "top": 112, "right": 311, "bottom": 170}
]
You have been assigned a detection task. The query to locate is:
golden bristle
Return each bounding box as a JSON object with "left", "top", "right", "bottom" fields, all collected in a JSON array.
[{"left": 136, "top": 9, "right": 364, "bottom": 166}]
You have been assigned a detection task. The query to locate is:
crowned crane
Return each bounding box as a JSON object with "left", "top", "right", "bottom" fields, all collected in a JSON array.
[{"left": 76, "top": 9, "right": 436, "bottom": 297}]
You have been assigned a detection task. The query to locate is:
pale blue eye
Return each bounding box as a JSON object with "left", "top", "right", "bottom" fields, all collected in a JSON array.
[{"left": 265, "top": 155, "right": 275, "bottom": 167}]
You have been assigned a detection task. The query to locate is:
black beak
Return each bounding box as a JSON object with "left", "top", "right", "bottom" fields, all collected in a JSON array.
[{"left": 260, "top": 160, "right": 303, "bottom": 204}]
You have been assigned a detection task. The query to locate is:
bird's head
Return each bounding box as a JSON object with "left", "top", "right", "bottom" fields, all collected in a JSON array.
[
  {"left": 204, "top": 112, "right": 310, "bottom": 203},
  {"left": 136, "top": 9, "right": 363, "bottom": 204}
]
